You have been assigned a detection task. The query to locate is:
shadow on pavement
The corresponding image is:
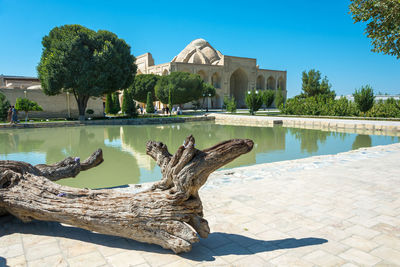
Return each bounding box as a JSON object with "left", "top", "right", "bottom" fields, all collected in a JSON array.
[{"left": 0, "top": 216, "right": 328, "bottom": 262}]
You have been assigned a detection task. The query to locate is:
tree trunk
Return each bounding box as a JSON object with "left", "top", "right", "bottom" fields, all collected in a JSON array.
[
  {"left": 77, "top": 96, "right": 89, "bottom": 121},
  {"left": 0, "top": 136, "right": 253, "bottom": 253}
]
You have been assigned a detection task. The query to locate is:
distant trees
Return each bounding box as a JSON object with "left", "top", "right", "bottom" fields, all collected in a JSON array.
[
  {"left": 245, "top": 89, "right": 263, "bottom": 115},
  {"left": 155, "top": 72, "right": 203, "bottom": 106},
  {"left": 0, "top": 92, "right": 10, "bottom": 121},
  {"left": 15, "top": 98, "right": 43, "bottom": 122},
  {"left": 301, "top": 69, "right": 335, "bottom": 98},
  {"left": 130, "top": 74, "right": 159, "bottom": 103},
  {"left": 37, "top": 24, "right": 136, "bottom": 120},
  {"left": 275, "top": 88, "right": 285, "bottom": 109},
  {"left": 353, "top": 85, "right": 375, "bottom": 114},
  {"left": 350, "top": 0, "right": 400, "bottom": 59}
]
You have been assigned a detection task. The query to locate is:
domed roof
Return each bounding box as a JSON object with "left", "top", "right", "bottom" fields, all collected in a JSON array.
[{"left": 172, "top": 39, "right": 223, "bottom": 65}]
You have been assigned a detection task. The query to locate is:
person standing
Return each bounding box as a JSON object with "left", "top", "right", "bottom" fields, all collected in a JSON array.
[
  {"left": 7, "top": 106, "right": 12, "bottom": 122},
  {"left": 10, "top": 106, "right": 18, "bottom": 124}
]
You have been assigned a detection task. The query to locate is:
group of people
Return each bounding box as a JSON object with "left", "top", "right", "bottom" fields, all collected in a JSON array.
[{"left": 7, "top": 106, "right": 18, "bottom": 124}]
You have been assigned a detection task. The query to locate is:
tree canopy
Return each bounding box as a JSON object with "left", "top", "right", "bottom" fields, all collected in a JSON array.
[
  {"left": 350, "top": 0, "right": 400, "bottom": 59},
  {"left": 37, "top": 24, "right": 137, "bottom": 120},
  {"left": 131, "top": 74, "right": 159, "bottom": 103},
  {"left": 353, "top": 85, "right": 375, "bottom": 113},
  {"left": 15, "top": 98, "right": 43, "bottom": 122},
  {"left": 155, "top": 72, "right": 203, "bottom": 105},
  {"left": 0, "top": 92, "right": 10, "bottom": 121},
  {"left": 301, "top": 69, "right": 335, "bottom": 98}
]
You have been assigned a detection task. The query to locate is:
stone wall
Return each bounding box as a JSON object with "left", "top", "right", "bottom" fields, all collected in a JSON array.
[{"left": 0, "top": 88, "right": 104, "bottom": 119}]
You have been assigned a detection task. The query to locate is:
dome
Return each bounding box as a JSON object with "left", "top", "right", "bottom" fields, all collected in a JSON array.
[{"left": 172, "top": 39, "right": 223, "bottom": 65}]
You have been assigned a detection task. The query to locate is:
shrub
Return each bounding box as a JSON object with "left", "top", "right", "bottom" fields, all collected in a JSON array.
[
  {"left": 112, "top": 92, "right": 121, "bottom": 114},
  {"left": 353, "top": 85, "right": 374, "bottom": 114},
  {"left": 122, "top": 90, "right": 138, "bottom": 118},
  {"left": 226, "top": 96, "right": 237, "bottom": 113},
  {"left": 146, "top": 92, "right": 155, "bottom": 114},
  {"left": 275, "top": 87, "right": 285, "bottom": 109},
  {"left": 262, "top": 90, "right": 275, "bottom": 111},
  {"left": 105, "top": 93, "right": 113, "bottom": 114},
  {"left": 0, "top": 92, "right": 10, "bottom": 121},
  {"left": 245, "top": 89, "right": 263, "bottom": 115},
  {"left": 366, "top": 98, "right": 400, "bottom": 118},
  {"left": 86, "top": 109, "right": 94, "bottom": 115}
]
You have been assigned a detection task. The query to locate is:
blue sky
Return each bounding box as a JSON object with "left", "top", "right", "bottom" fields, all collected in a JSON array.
[{"left": 1, "top": 0, "right": 399, "bottom": 97}]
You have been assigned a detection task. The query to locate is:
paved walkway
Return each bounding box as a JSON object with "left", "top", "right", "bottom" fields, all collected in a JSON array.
[{"left": 1, "top": 143, "right": 400, "bottom": 266}]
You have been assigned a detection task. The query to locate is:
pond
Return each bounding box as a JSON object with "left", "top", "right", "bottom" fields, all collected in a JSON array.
[{"left": 0, "top": 122, "right": 398, "bottom": 189}]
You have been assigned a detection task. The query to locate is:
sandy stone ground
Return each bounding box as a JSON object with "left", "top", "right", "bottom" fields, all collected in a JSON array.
[{"left": 1, "top": 142, "right": 400, "bottom": 266}]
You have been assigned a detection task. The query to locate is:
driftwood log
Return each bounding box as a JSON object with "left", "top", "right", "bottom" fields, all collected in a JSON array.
[{"left": 0, "top": 135, "right": 253, "bottom": 253}]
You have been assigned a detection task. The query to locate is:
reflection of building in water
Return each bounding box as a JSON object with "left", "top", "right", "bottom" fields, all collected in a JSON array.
[{"left": 117, "top": 127, "right": 154, "bottom": 170}]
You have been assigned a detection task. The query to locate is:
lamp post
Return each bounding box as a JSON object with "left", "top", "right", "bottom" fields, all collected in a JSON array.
[{"left": 24, "top": 90, "right": 27, "bottom": 98}]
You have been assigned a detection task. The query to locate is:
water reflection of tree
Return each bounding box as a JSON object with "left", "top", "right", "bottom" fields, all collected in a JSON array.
[
  {"left": 0, "top": 132, "right": 44, "bottom": 155},
  {"left": 289, "top": 128, "right": 334, "bottom": 154},
  {"left": 352, "top": 134, "right": 372, "bottom": 150}
]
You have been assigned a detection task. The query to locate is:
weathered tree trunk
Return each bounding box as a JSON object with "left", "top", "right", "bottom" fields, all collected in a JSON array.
[{"left": 0, "top": 135, "right": 253, "bottom": 253}]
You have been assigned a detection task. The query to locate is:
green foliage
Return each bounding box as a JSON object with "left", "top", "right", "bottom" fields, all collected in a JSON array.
[
  {"left": 245, "top": 89, "right": 263, "bottom": 115},
  {"left": 353, "top": 85, "right": 375, "bottom": 113},
  {"left": 37, "top": 24, "right": 136, "bottom": 119},
  {"left": 112, "top": 92, "right": 121, "bottom": 114},
  {"left": 301, "top": 69, "right": 335, "bottom": 98},
  {"left": 122, "top": 89, "right": 138, "bottom": 117},
  {"left": 86, "top": 109, "right": 94, "bottom": 115},
  {"left": 366, "top": 98, "right": 400, "bottom": 118},
  {"left": 155, "top": 72, "right": 203, "bottom": 105},
  {"left": 262, "top": 90, "right": 275, "bottom": 110},
  {"left": 105, "top": 93, "right": 113, "bottom": 114},
  {"left": 130, "top": 74, "right": 159, "bottom": 103},
  {"left": 202, "top": 83, "right": 216, "bottom": 98},
  {"left": 275, "top": 87, "right": 285, "bottom": 109},
  {"left": 146, "top": 91, "right": 155, "bottom": 114},
  {"left": 0, "top": 92, "right": 10, "bottom": 121},
  {"left": 350, "top": 0, "right": 400, "bottom": 59},
  {"left": 281, "top": 95, "right": 359, "bottom": 117},
  {"left": 15, "top": 98, "right": 43, "bottom": 121},
  {"left": 226, "top": 96, "right": 237, "bottom": 113}
]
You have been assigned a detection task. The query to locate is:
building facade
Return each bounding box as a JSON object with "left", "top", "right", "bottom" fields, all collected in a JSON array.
[{"left": 135, "top": 38, "right": 287, "bottom": 108}]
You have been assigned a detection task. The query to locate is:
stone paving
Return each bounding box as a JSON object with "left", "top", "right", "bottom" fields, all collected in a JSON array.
[{"left": 1, "top": 143, "right": 400, "bottom": 266}]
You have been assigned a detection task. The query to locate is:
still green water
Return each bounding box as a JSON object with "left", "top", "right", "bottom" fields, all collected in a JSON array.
[{"left": 0, "top": 122, "right": 398, "bottom": 188}]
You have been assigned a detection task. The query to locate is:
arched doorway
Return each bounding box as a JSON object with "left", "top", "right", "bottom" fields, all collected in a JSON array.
[
  {"left": 162, "top": 69, "right": 169, "bottom": 76},
  {"left": 256, "top": 75, "right": 265, "bottom": 90},
  {"left": 230, "top": 68, "right": 248, "bottom": 108},
  {"left": 211, "top": 72, "right": 221, "bottom": 88},
  {"left": 197, "top": 70, "right": 207, "bottom": 82},
  {"left": 267, "top": 76, "right": 276, "bottom": 90},
  {"left": 278, "top": 76, "right": 285, "bottom": 90}
]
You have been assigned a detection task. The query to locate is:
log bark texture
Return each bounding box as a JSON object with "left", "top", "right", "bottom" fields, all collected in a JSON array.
[{"left": 0, "top": 135, "right": 253, "bottom": 253}]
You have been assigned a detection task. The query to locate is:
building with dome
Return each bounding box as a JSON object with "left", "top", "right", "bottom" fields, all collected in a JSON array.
[{"left": 135, "top": 38, "right": 287, "bottom": 108}]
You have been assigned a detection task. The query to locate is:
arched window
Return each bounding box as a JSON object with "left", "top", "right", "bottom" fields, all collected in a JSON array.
[
  {"left": 211, "top": 72, "right": 221, "bottom": 88},
  {"left": 267, "top": 76, "right": 276, "bottom": 90},
  {"left": 256, "top": 75, "right": 265, "bottom": 90}
]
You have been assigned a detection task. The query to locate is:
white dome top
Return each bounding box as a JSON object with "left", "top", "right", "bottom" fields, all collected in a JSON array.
[{"left": 172, "top": 39, "right": 223, "bottom": 65}]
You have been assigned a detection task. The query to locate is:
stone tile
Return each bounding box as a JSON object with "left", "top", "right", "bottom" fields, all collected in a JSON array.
[
  {"left": 370, "top": 246, "right": 400, "bottom": 265},
  {"left": 247, "top": 243, "right": 286, "bottom": 262},
  {"left": 199, "top": 233, "right": 232, "bottom": 250},
  {"left": 0, "top": 233, "right": 21, "bottom": 248},
  {"left": 22, "top": 234, "right": 57, "bottom": 247},
  {"left": 372, "top": 234, "right": 400, "bottom": 249},
  {"left": 212, "top": 242, "right": 251, "bottom": 263},
  {"left": 341, "top": 235, "right": 379, "bottom": 252},
  {"left": 105, "top": 251, "right": 147, "bottom": 266},
  {"left": 142, "top": 251, "right": 180, "bottom": 267},
  {"left": 4, "top": 255, "right": 27, "bottom": 267},
  {"left": 0, "top": 243, "right": 24, "bottom": 258},
  {"left": 302, "top": 250, "right": 345, "bottom": 266},
  {"left": 28, "top": 254, "right": 68, "bottom": 267},
  {"left": 67, "top": 251, "right": 107, "bottom": 267},
  {"left": 339, "top": 248, "right": 381, "bottom": 266},
  {"left": 344, "top": 225, "right": 380, "bottom": 239},
  {"left": 232, "top": 255, "right": 268, "bottom": 267},
  {"left": 269, "top": 253, "right": 313, "bottom": 267},
  {"left": 25, "top": 241, "right": 61, "bottom": 261},
  {"left": 241, "top": 220, "right": 269, "bottom": 234}
]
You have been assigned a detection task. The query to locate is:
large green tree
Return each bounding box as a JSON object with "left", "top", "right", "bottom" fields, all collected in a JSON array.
[
  {"left": 301, "top": 69, "right": 335, "bottom": 98},
  {"left": 155, "top": 72, "right": 203, "bottom": 105},
  {"left": 37, "top": 24, "right": 136, "bottom": 120},
  {"left": 0, "top": 92, "right": 10, "bottom": 122},
  {"left": 353, "top": 85, "right": 375, "bottom": 113},
  {"left": 130, "top": 74, "right": 159, "bottom": 103},
  {"left": 350, "top": 0, "right": 400, "bottom": 59}
]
